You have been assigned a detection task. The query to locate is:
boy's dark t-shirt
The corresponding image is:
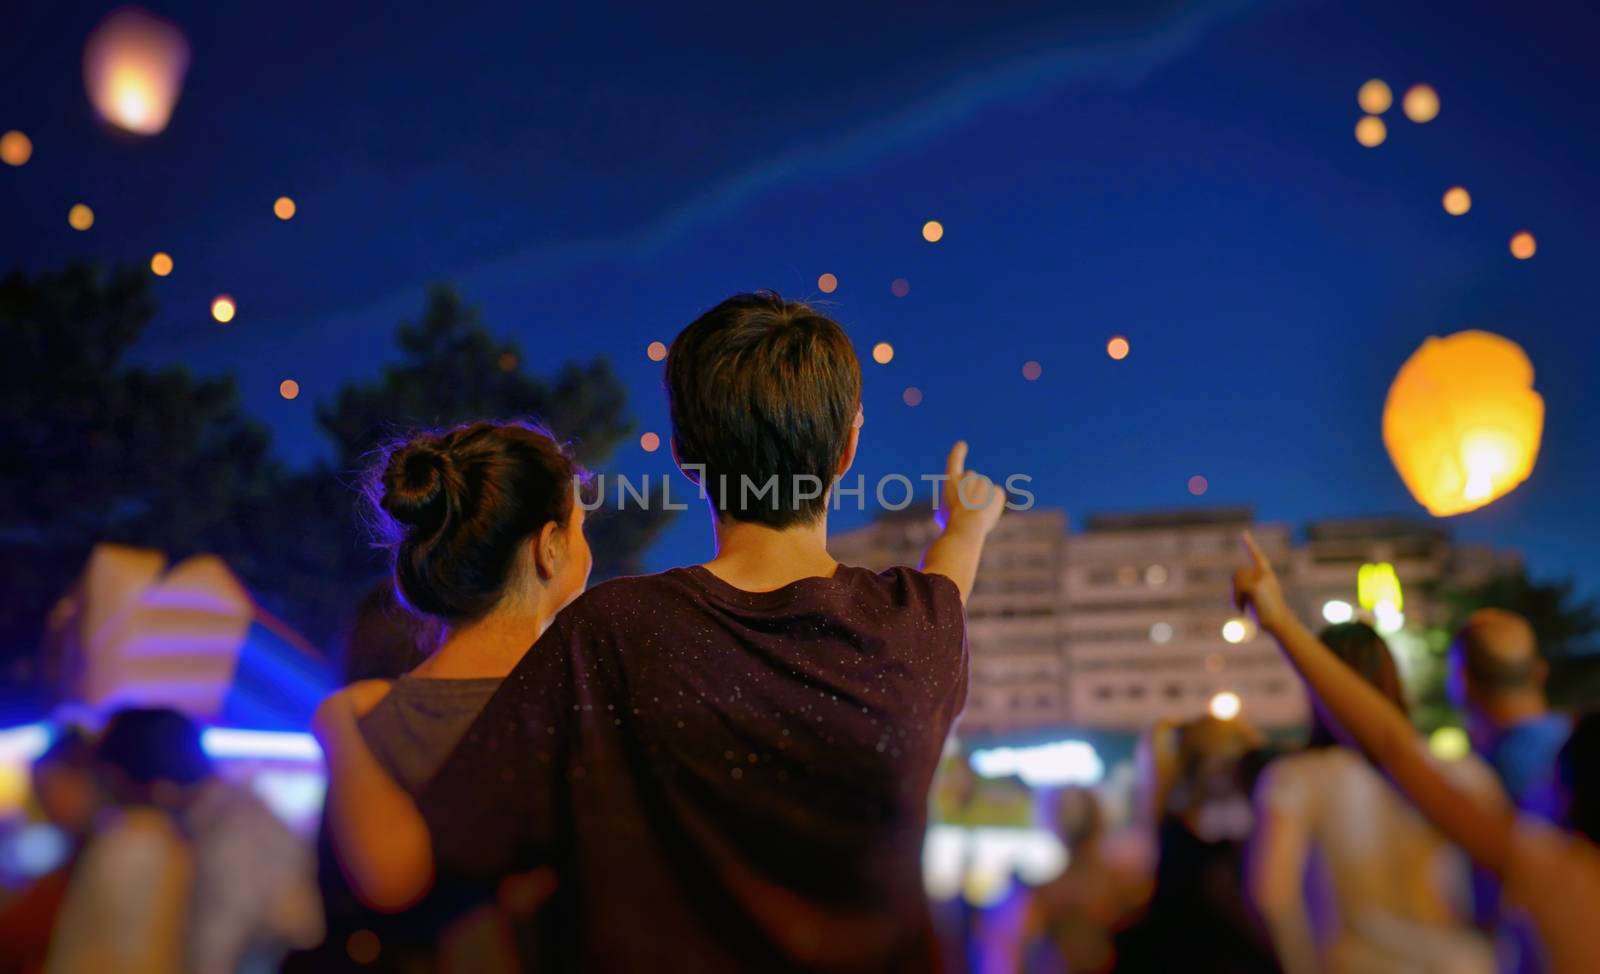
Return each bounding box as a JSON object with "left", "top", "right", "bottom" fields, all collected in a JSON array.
[{"left": 417, "top": 564, "right": 968, "bottom": 972}]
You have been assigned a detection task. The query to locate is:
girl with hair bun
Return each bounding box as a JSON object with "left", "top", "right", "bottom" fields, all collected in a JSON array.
[{"left": 311, "top": 420, "right": 590, "bottom": 930}]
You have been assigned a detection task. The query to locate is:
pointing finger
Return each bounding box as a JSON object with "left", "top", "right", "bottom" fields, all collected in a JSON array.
[
  {"left": 945, "top": 441, "right": 969, "bottom": 482},
  {"left": 1241, "top": 530, "right": 1270, "bottom": 571}
]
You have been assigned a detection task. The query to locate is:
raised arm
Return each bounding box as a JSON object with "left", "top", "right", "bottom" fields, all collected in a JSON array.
[
  {"left": 921, "top": 441, "right": 1006, "bottom": 603},
  {"left": 1231, "top": 530, "right": 1517, "bottom": 877},
  {"left": 313, "top": 685, "right": 436, "bottom": 911}
]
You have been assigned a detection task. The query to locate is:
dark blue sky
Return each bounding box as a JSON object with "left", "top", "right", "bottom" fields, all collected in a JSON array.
[{"left": 5, "top": 0, "right": 1597, "bottom": 591}]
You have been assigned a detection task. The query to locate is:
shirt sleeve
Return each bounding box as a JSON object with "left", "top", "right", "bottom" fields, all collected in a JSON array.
[{"left": 417, "top": 614, "right": 576, "bottom": 884}]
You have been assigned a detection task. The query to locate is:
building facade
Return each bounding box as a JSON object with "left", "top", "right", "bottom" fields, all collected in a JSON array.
[{"left": 830, "top": 506, "right": 1517, "bottom": 736}]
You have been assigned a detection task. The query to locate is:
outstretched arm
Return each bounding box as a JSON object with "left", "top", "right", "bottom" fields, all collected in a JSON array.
[
  {"left": 313, "top": 685, "right": 436, "bottom": 911},
  {"left": 922, "top": 441, "right": 1007, "bottom": 603},
  {"left": 1232, "top": 531, "right": 1516, "bottom": 877}
]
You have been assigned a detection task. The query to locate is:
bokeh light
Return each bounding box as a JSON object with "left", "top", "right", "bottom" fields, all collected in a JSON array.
[
  {"left": 149, "top": 251, "right": 173, "bottom": 276},
  {"left": 890, "top": 278, "right": 910, "bottom": 298},
  {"left": 1188, "top": 475, "right": 1208, "bottom": 496},
  {"left": 1442, "top": 186, "right": 1471, "bottom": 216},
  {"left": 1106, "top": 336, "right": 1130, "bottom": 360},
  {"left": 497, "top": 352, "right": 518, "bottom": 371},
  {"left": 902, "top": 386, "right": 923, "bottom": 407},
  {"left": 67, "top": 204, "right": 94, "bottom": 231},
  {"left": 1149, "top": 622, "right": 1174, "bottom": 644},
  {"left": 1221, "top": 618, "right": 1252, "bottom": 644},
  {"left": 346, "top": 930, "right": 381, "bottom": 965},
  {"left": 1402, "top": 84, "right": 1440, "bottom": 123},
  {"left": 83, "top": 7, "right": 191, "bottom": 136},
  {"left": 872, "top": 342, "right": 894, "bottom": 365},
  {"left": 817, "top": 272, "right": 838, "bottom": 293},
  {"left": 279, "top": 379, "right": 299, "bottom": 400},
  {"left": 211, "top": 295, "right": 236, "bottom": 323},
  {"left": 922, "top": 220, "right": 944, "bottom": 243},
  {"left": 640, "top": 432, "right": 661, "bottom": 453},
  {"left": 1357, "top": 79, "right": 1392, "bottom": 114},
  {"left": 1022, "top": 360, "right": 1042, "bottom": 381},
  {"left": 1322, "top": 599, "right": 1354, "bottom": 624},
  {"left": 1509, "top": 231, "right": 1536, "bottom": 260},
  {"left": 1209, "top": 691, "right": 1242, "bottom": 721},
  {"left": 273, "top": 196, "right": 296, "bottom": 220},
  {"left": 0, "top": 130, "right": 31, "bottom": 167},
  {"left": 1429, "top": 726, "right": 1470, "bottom": 761},
  {"left": 646, "top": 341, "right": 667, "bottom": 362},
  {"left": 1354, "top": 115, "right": 1387, "bottom": 148}
]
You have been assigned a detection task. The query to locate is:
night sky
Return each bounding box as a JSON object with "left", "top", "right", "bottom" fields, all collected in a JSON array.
[{"left": 5, "top": 0, "right": 1597, "bottom": 592}]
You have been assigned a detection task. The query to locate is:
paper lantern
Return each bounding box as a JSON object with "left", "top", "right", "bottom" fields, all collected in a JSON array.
[
  {"left": 83, "top": 8, "right": 191, "bottom": 136},
  {"left": 1383, "top": 330, "right": 1543, "bottom": 516}
]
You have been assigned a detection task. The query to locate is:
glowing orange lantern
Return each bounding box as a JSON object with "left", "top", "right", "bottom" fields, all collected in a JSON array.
[
  {"left": 83, "top": 8, "right": 191, "bottom": 136},
  {"left": 1382, "top": 330, "right": 1543, "bottom": 516}
]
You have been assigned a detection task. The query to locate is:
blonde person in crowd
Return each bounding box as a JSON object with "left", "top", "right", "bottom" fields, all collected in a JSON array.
[{"left": 1249, "top": 621, "right": 1499, "bottom": 973}]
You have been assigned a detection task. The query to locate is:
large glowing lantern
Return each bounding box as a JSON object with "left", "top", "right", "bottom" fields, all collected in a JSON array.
[
  {"left": 83, "top": 8, "right": 191, "bottom": 136},
  {"left": 1382, "top": 330, "right": 1543, "bottom": 516}
]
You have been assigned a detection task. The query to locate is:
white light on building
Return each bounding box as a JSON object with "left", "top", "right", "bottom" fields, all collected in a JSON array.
[
  {"left": 1221, "top": 619, "right": 1250, "bottom": 644},
  {"left": 1150, "top": 622, "right": 1174, "bottom": 644},
  {"left": 1209, "top": 691, "right": 1242, "bottom": 721},
  {"left": 1374, "top": 601, "right": 1405, "bottom": 635},
  {"left": 1322, "top": 599, "right": 1355, "bottom": 624}
]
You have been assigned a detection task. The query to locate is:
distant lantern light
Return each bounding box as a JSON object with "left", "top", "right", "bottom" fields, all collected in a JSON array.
[
  {"left": 1402, "top": 84, "right": 1440, "bottom": 123},
  {"left": 1442, "top": 186, "right": 1471, "bottom": 216},
  {"left": 922, "top": 220, "right": 944, "bottom": 243},
  {"left": 497, "top": 352, "right": 518, "bottom": 371},
  {"left": 1357, "top": 79, "right": 1393, "bottom": 114},
  {"left": 1355, "top": 115, "right": 1387, "bottom": 148},
  {"left": 646, "top": 341, "right": 667, "bottom": 362},
  {"left": 0, "top": 130, "right": 31, "bottom": 166},
  {"left": 273, "top": 196, "right": 296, "bottom": 220},
  {"left": 83, "top": 7, "right": 191, "bottom": 136},
  {"left": 1221, "top": 619, "right": 1250, "bottom": 644},
  {"left": 211, "top": 295, "right": 236, "bottom": 323},
  {"left": 890, "top": 278, "right": 911, "bottom": 298},
  {"left": 1022, "top": 360, "right": 1042, "bottom": 381},
  {"left": 1149, "top": 622, "right": 1174, "bottom": 644},
  {"left": 1188, "top": 475, "right": 1208, "bottom": 496},
  {"left": 1509, "top": 231, "right": 1536, "bottom": 260},
  {"left": 1382, "top": 330, "right": 1543, "bottom": 516},
  {"left": 1106, "top": 336, "right": 1130, "bottom": 360},
  {"left": 872, "top": 342, "right": 895, "bottom": 365},
  {"left": 1322, "top": 599, "right": 1355, "bottom": 624},
  {"left": 67, "top": 204, "right": 94, "bottom": 231},
  {"left": 1209, "top": 691, "right": 1242, "bottom": 721},
  {"left": 149, "top": 251, "right": 173, "bottom": 276},
  {"left": 1429, "top": 726, "right": 1471, "bottom": 761},
  {"left": 817, "top": 272, "right": 838, "bottom": 293},
  {"left": 902, "top": 386, "right": 923, "bottom": 407},
  {"left": 278, "top": 379, "right": 299, "bottom": 400},
  {"left": 640, "top": 432, "right": 661, "bottom": 453}
]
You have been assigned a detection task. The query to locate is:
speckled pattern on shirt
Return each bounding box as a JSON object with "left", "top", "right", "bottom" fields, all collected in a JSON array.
[{"left": 418, "top": 564, "right": 967, "bottom": 973}]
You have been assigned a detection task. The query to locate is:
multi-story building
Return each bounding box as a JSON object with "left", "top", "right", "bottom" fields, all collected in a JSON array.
[
  {"left": 1062, "top": 508, "right": 1301, "bottom": 731},
  {"left": 830, "top": 506, "right": 1518, "bottom": 736}
]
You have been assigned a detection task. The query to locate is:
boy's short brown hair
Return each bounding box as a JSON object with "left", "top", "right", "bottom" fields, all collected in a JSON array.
[{"left": 666, "top": 292, "right": 861, "bottom": 527}]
